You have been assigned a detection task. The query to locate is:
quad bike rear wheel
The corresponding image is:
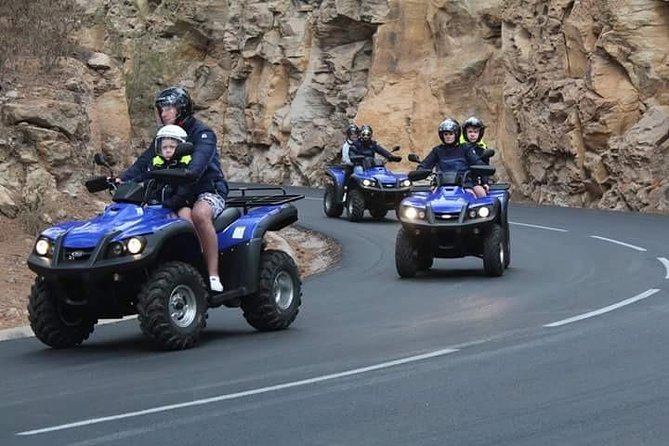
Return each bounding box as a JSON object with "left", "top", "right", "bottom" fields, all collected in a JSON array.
[
  {"left": 242, "top": 250, "right": 302, "bottom": 331},
  {"left": 137, "top": 261, "right": 208, "bottom": 350},
  {"left": 28, "top": 277, "right": 97, "bottom": 349}
]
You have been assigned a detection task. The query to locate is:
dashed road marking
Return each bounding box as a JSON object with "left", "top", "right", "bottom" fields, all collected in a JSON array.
[
  {"left": 544, "top": 289, "right": 661, "bottom": 328},
  {"left": 509, "top": 221, "right": 568, "bottom": 232},
  {"left": 658, "top": 258, "right": 669, "bottom": 279},
  {"left": 590, "top": 235, "right": 646, "bottom": 252}
]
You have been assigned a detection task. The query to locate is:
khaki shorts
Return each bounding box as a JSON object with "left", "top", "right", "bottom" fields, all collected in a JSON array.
[{"left": 197, "top": 192, "right": 226, "bottom": 219}]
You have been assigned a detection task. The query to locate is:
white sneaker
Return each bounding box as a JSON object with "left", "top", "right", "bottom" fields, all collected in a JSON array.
[{"left": 209, "top": 276, "right": 223, "bottom": 293}]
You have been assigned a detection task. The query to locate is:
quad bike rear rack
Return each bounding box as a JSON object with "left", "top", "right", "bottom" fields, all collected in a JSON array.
[{"left": 226, "top": 187, "right": 304, "bottom": 214}]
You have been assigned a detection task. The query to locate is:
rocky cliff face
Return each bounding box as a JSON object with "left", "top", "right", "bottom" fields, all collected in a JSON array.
[{"left": 0, "top": 0, "right": 667, "bottom": 222}]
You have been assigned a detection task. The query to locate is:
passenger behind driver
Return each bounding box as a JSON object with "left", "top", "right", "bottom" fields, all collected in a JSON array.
[
  {"left": 461, "top": 116, "right": 492, "bottom": 191},
  {"left": 418, "top": 118, "right": 487, "bottom": 198},
  {"left": 340, "top": 123, "right": 359, "bottom": 188},
  {"left": 149, "top": 124, "right": 196, "bottom": 221},
  {"left": 350, "top": 124, "right": 401, "bottom": 174}
]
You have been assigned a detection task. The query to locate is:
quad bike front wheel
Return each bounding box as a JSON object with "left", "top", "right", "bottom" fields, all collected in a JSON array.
[
  {"left": 28, "top": 277, "right": 97, "bottom": 349},
  {"left": 395, "top": 226, "right": 418, "bottom": 278},
  {"left": 242, "top": 249, "right": 302, "bottom": 331},
  {"left": 137, "top": 261, "right": 208, "bottom": 350},
  {"left": 347, "top": 189, "right": 365, "bottom": 222},
  {"left": 483, "top": 224, "right": 505, "bottom": 277},
  {"left": 323, "top": 184, "right": 343, "bottom": 218}
]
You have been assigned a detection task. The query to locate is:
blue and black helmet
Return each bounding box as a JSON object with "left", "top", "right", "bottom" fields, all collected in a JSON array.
[
  {"left": 155, "top": 87, "right": 193, "bottom": 124},
  {"left": 438, "top": 118, "right": 461, "bottom": 143}
]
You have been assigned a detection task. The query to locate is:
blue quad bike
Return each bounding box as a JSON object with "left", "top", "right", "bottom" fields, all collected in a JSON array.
[
  {"left": 395, "top": 151, "right": 511, "bottom": 278},
  {"left": 323, "top": 153, "right": 411, "bottom": 222},
  {"left": 26, "top": 155, "right": 305, "bottom": 350}
]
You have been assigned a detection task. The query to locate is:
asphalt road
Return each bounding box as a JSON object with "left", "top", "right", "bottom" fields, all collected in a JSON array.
[{"left": 1, "top": 186, "right": 669, "bottom": 445}]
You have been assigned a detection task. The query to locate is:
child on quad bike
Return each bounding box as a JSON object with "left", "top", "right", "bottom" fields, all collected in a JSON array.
[
  {"left": 350, "top": 124, "right": 402, "bottom": 172},
  {"left": 149, "top": 124, "right": 197, "bottom": 221},
  {"left": 418, "top": 118, "right": 487, "bottom": 198},
  {"left": 461, "top": 116, "right": 493, "bottom": 191}
]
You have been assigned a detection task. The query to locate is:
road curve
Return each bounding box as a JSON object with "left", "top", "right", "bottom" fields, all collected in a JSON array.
[{"left": 1, "top": 186, "right": 668, "bottom": 446}]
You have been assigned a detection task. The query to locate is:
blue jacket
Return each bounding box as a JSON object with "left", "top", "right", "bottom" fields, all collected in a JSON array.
[
  {"left": 121, "top": 117, "right": 229, "bottom": 198},
  {"left": 350, "top": 139, "right": 394, "bottom": 162},
  {"left": 418, "top": 143, "right": 483, "bottom": 173}
]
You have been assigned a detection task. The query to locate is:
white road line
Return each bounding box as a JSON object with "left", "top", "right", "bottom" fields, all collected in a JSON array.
[
  {"left": 17, "top": 347, "right": 459, "bottom": 436},
  {"left": 658, "top": 258, "right": 669, "bottom": 279},
  {"left": 589, "top": 235, "right": 646, "bottom": 252},
  {"left": 544, "top": 289, "right": 661, "bottom": 328},
  {"left": 304, "top": 197, "right": 321, "bottom": 201},
  {"left": 509, "top": 221, "right": 568, "bottom": 232}
]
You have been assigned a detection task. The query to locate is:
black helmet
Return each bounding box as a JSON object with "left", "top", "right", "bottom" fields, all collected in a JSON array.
[
  {"left": 155, "top": 87, "right": 193, "bottom": 124},
  {"left": 462, "top": 116, "right": 485, "bottom": 142},
  {"left": 345, "top": 123, "right": 360, "bottom": 139},
  {"left": 438, "top": 118, "right": 461, "bottom": 144},
  {"left": 360, "top": 125, "right": 373, "bottom": 142}
]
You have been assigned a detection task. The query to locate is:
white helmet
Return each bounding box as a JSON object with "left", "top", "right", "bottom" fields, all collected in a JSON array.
[{"left": 156, "top": 124, "right": 188, "bottom": 143}]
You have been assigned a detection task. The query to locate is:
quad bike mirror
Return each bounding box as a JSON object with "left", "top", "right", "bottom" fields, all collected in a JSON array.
[
  {"left": 93, "top": 153, "right": 115, "bottom": 175},
  {"left": 175, "top": 141, "right": 194, "bottom": 156},
  {"left": 479, "top": 149, "right": 496, "bottom": 162},
  {"left": 407, "top": 153, "right": 421, "bottom": 163},
  {"left": 408, "top": 169, "right": 431, "bottom": 182},
  {"left": 85, "top": 176, "right": 111, "bottom": 193}
]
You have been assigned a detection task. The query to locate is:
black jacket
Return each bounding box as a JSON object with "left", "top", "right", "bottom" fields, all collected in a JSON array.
[
  {"left": 418, "top": 143, "right": 483, "bottom": 173},
  {"left": 350, "top": 139, "right": 395, "bottom": 163}
]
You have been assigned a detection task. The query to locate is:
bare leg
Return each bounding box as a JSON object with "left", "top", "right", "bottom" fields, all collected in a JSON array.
[
  {"left": 472, "top": 185, "right": 487, "bottom": 198},
  {"left": 177, "top": 207, "right": 193, "bottom": 223},
  {"left": 192, "top": 200, "right": 218, "bottom": 277}
]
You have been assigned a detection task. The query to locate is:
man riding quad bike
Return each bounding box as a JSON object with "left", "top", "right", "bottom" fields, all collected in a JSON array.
[
  {"left": 323, "top": 125, "right": 411, "bottom": 221},
  {"left": 26, "top": 155, "right": 305, "bottom": 350},
  {"left": 395, "top": 149, "right": 511, "bottom": 278}
]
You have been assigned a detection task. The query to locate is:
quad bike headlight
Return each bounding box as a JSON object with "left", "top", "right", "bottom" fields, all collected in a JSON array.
[
  {"left": 126, "top": 237, "right": 145, "bottom": 255},
  {"left": 401, "top": 179, "right": 412, "bottom": 187},
  {"left": 34, "top": 238, "right": 52, "bottom": 257},
  {"left": 362, "top": 179, "right": 376, "bottom": 187},
  {"left": 477, "top": 206, "right": 491, "bottom": 218},
  {"left": 106, "top": 236, "right": 146, "bottom": 258},
  {"left": 403, "top": 207, "right": 426, "bottom": 220},
  {"left": 468, "top": 206, "right": 492, "bottom": 219}
]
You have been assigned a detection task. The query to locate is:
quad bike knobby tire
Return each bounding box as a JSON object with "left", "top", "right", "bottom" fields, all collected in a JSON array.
[
  {"left": 504, "top": 224, "right": 511, "bottom": 269},
  {"left": 369, "top": 208, "right": 388, "bottom": 220},
  {"left": 28, "top": 277, "right": 97, "bottom": 349},
  {"left": 137, "top": 261, "right": 209, "bottom": 350},
  {"left": 241, "top": 250, "right": 302, "bottom": 331},
  {"left": 395, "top": 226, "right": 418, "bottom": 278},
  {"left": 347, "top": 189, "right": 365, "bottom": 222},
  {"left": 483, "top": 224, "right": 505, "bottom": 277},
  {"left": 323, "top": 184, "right": 343, "bottom": 218}
]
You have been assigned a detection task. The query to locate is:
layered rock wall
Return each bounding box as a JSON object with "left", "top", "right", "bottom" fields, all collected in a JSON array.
[{"left": 0, "top": 0, "right": 667, "bottom": 220}]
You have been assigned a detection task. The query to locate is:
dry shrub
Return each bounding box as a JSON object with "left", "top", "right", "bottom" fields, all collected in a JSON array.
[{"left": 0, "top": 0, "right": 83, "bottom": 80}]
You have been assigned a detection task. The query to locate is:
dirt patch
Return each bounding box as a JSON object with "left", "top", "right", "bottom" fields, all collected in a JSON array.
[{"left": 0, "top": 216, "right": 340, "bottom": 331}]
